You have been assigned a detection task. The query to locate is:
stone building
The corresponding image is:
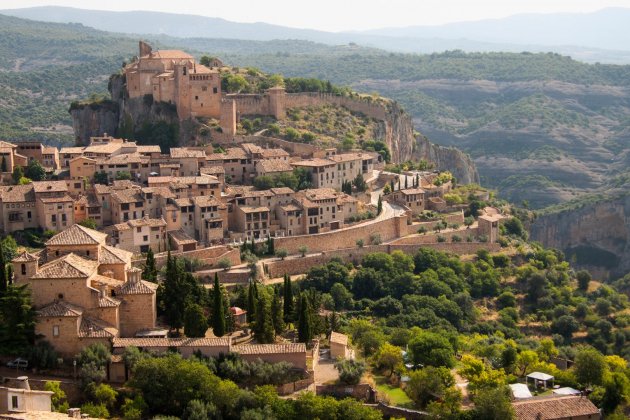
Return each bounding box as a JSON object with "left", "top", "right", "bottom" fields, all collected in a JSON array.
[
  {"left": 0, "top": 377, "right": 53, "bottom": 415},
  {"left": 124, "top": 41, "right": 223, "bottom": 120},
  {"left": 108, "top": 216, "right": 168, "bottom": 254},
  {"left": 11, "top": 224, "right": 158, "bottom": 357}
]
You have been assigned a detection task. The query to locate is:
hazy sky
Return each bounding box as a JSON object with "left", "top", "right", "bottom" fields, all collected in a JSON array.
[{"left": 2, "top": 0, "right": 630, "bottom": 31}]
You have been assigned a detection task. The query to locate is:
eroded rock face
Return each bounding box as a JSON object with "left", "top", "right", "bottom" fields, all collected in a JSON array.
[
  {"left": 70, "top": 103, "right": 119, "bottom": 146},
  {"left": 376, "top": 102, "right": 479, "bottom": 184},
  {"left": 530, "top": 194, "right": 630, "bottom": 279}
]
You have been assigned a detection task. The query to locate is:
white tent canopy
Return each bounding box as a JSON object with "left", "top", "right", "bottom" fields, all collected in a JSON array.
[
  {"left": 526, "top": 372, "right": 555, "bottom": 389},
  {"left": 553, "top": 387, "right": 581, "bottom": 396},
  {"left": 510, "top": 383, "right": 533, "bottom": 399}
]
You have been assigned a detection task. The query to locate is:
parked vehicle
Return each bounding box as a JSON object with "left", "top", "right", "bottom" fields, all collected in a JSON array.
[{"left": 6, "top": 358, "right": 28, "bottom": 369}]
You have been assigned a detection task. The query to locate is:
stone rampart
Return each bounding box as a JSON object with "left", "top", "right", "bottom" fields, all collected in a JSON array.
[
  {"left": 264, "top": 242, "right": 500, "bottom": 278},
  {"left": 392, "top": 228, "right": 479, "bottom": 245},
  {"left": 283, "top": 93, "right": 388, "bottom": 121},
  {"left": 273, "top": 215, "right": 407, "bottom": 254},
  {"left": 135, "top": 246, "right": 241, "bottom": 270}
]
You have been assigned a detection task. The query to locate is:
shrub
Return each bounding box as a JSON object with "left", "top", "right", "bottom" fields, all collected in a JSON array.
[
  {"left": 217, "top": 258, "right": 232, "bottom": 271},
  {"left": 370, "top": 233, "right": 382, "bottom": 245},
  {"left": 275, "top": 249, "right": 288, "bottom": 260},
  {"left": 335, "top": 359, "right": 366, "bottom": 385},
  {"left": 356, "top": 239, "right": 364, "bottom": 248},
  {"left": 451, "top": 235, "right": 462, "bottom": 243},
  {"left": 81, "top": 402, "right": 109, "bottom": 419},
  {"left": 298, "top": 246, "right": 308, "bottom": 257},
  {"left": 437, "top": 235, "right": 446, "bottom": 243}
]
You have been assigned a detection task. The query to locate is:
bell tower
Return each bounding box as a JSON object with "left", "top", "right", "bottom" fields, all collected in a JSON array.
[{"left": 11, "top": 251, "right": 39, "bottom": 285}]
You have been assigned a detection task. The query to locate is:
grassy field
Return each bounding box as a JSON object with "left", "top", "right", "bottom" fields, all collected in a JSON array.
[{"left": 373, "top": 375, "right": 415, "bottom": 408}]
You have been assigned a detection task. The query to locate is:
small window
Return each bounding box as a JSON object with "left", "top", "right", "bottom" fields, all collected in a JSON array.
[
  {"left": 12, "top": 395, "right": 18, "bottom": 409},
  {"left": 58, "top": 293, "right": 63, "bottom": 299},
  {"left": 86, "top": 250, "right": 90, "bottom": 256},
  {"left": 213, "top": 87, "right": 218, "bottom": 94},
  {"left": 53, "top": 325, "right": 59, "bottom": 337},
  {"left": 137, "top": 227, "right": 142, "bottom": 233},
  {"left": 21, "top": 264, "right": 26, "bottom": 275}
]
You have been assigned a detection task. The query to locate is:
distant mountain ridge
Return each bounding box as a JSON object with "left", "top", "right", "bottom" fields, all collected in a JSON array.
[{"left": 3, "top": 6, "right": 630, "bottom": 64}]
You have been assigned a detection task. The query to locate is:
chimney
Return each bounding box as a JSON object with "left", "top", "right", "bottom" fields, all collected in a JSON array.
[
  {"left": 99, "top": 285, "right": 107, "bottom": 298},
  {"left": 16, "top": 376, "right": 30, "bottom": 390}
]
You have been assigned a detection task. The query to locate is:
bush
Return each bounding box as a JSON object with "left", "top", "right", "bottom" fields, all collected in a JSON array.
[
  {"left": 335, "top": 359, "right": 366, "bottom": 385},
  {"left": 451, "top": 235, "right": 462, "bottom": 243},
  {"left": 217, "top": 258, "right": 232, "bottom": 271},
  {"left": 275, "top": 249, "right": 288, "bottom": 260},
  {"left": 81, "top": 402, "right": 109, "bottom": 419},
  {"left": 437, "top": 235, "right": 446, "bottom": 243},
  {"left": 28, "top": 341, "right": 59, "bottom": 370},
  {"left": 370, "top": 233, "right": 382, "bottom": 245}
]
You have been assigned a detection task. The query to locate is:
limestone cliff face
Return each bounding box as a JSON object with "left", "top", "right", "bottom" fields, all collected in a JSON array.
[
  {"left": 376, "top": 102, "right": 479, "bottom": 184},
  {"left": 530, "top": 194, "right": 630, "bottom": 279},
  {"left": 70, "top": 102, "right": 119, "bottom": 145}
]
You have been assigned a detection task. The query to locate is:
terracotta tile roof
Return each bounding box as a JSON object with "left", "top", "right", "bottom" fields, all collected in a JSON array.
[
  {"left": 280, "top": 203, "right": 302, "bottom": 212},
  {"left": 192, "top": 196, "right": 224, "bottom": 208},
  {"left": 0, "top": 140, "right": 17, "bottom": 149},
  {"left": 201, "top": 166, "right": 226, "bottom": 175},
  {"left": 240, "top": 143, "right": 262, "bottom": 154},
  {"left": 270, "top": 187, "right": 295, "bottom": 195},
  {"left": 42, "top": 146, "right": 58, "bottom": 154},
  {"left": 39, "top": 194, "right": 73, "bottom": 204},
  {"left": 98, "top": 295, "right": 121, "bottom": 308},
  {"left": 112, "top": 222, "right": 131, "bottom": 231},
  {"left": 234, "top": 343, "right": 306, "bottom": 355},
  {"left": 101, "top": 153, "right": 148, "bottom": 165},
  {"left": 112, "top": 180, "right": 138, "bottom": 189},
  {"left": 512, "top": 395, "right": 600, "bottom": 420},
  {"left": 32, "top": 253, "right": 98, "bottom": 279},
  {"left": 302, "top": 188, "right": 339, "bottom": 201},
  {"left": 239, "top": 205, "right": 270, "bottom": 213},
  {"left": 84, "top": 142, "right": 122, "bottom": 154},
  {"left": 59, "top": 146, "right": 85, "bottom": 155},
  {"left": 111, "top": 188, "right": 144, "bottom": 204},
  {"left": 0, "top": 184, "right": 35, "bottom": 203},
  {"left": 46, "top": 224, "right": 108, "bottom": 246},
  {"left": 260, "top": 148, "right": 289, "bottom": 158},
  {"left": 149, "top": 50, "right": 193, "bottom": 59},
  {"left": 258, "top": 159, "right": 293, "bottom": 173},
  {"left": 91, "top": 274, "right": 124, "bottom": 288},
  {"left": 136, "top": 145, "right": 162, "bottom": 153},
  {"left": 94, "top": 184, "right": 112, "bottom": 195},
  {"left": 79, "top": 317, "right": 117, "bottom": 338},
  {"left": 174, "top": 197, "right": 193, "bottom": 207},
  {"left": 207, "top": 148, "right": 247, "bottom": 161},
  {"left": 291, "top": 158, "right": 335, "bottom": 167},
  {"left": 100, "top": 245, "right": 133, "bottom": 265},
  {"left": 127, "top": 217, "right": 167, "bottom": 228},
  {"left": 169, "top": 229, "right": 197, "bottom": 245},
  {"left": 330, "top": 332, "right": 348, "bottom": 346},
  {"left": 400, "top": 188, "right": 425, "bottom": 195},
  {"left": 117, "top": 279, "right": 158, "bottom": 295},
  {"left": 170, "top": 148, "right": 205, "bottom": 158},
  {"left": 12, "top": 251, "right": 39, "bottom": 263},
  {"left": 329, "top": 152, "right": 373, "bottom": 163},
  {"left": 38, "top": 301, "right": 83, "bottom": 317},
  {"left": 112, "top": 337, "right": 231, "bottom": 348},
  {"left": 32, "top": 181, "right": 68, "bottom": 194}
]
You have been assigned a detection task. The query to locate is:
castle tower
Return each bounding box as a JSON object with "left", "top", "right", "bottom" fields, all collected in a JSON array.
[
  {"left": 174, "top": 62, "right": 192, "bottom": 120},
  {"left": 11, "top": 251, "right": 39, "bottom": 284},
  {"left": 267, "top": 86, "right": 286, "bottom": 119},
  {"left": 139, "top": 41, "right": 152, "bottom": 57},
  {"left": 220, "top": 99, "right": 237, "bottom": 136}
]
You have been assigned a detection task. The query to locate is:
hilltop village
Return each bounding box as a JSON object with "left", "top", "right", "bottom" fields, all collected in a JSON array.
[{"left": 2, "top": 43, "right": 620, "bottom": 420}]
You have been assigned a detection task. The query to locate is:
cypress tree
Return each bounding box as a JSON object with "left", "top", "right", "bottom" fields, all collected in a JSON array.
[
  {"left": 0, "top": 243, "right": 7, "bottom": 294},
  {"left": 390, "top": 179, "right": 395, "bottom": 192},
  {"left": 330, "top": 311, "right": 339, "bottom": 333},
  {"left": 415, "top": 173, "right": 420, "bottom": 187},
  {"left": 254, "top": 290, "right": 274, "bottom": 343},
  {"left": 271, "top": 290, "right": 284, "bottom": 334},
  {"left": 267, "top": 235, "right": 274, "bottom": 256},
  {"left": 223, "top": 285, "right": 234, "bottom": 333},
  {"left": 212, "top": 273, "right": 226, "bottom": 337},
  {"left": 283, "top": 274, "right": 293, "bottom": 323},
  {"left": 142, "top": 248, "right": 157, "bottom": 282},
  {"left": 298, "top": 295, "right": 313, "bottom": 343},
  {"left": 377, "top": 195, "right": 383, "bottom": 215},
  {"left": 247, "top": 281, "right": 257, "bottom": 324}
]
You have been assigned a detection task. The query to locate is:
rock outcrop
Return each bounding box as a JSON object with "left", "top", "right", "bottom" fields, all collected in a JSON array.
[
  {"left": 376, "top": 101, "right": 479, "bottom": 184},
  {"left": 530, "top": 193, "right": 630, "bottom": 279}
]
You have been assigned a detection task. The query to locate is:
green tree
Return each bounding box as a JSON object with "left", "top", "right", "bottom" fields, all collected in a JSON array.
[
  {"left": 472, "top": 386, "right": 515, "bottom": 420},
  {"left": 12, "top": 165, "right": 23, "bottom": 185},
  {"left": 25, "top": 159, "right": 46, "bottom": 181},
  {"left": 94, "top": 171, "right": 109, "bottom": 185},
  {"left": 212, "top": 274, "right": 226, "bottom": 337},
  {"left": 78, "top": 218, "right": 98, "bottom": 230},
  {"left": 377, "top": 195, "right": 383, "bottom": 215},
  {"left": 275, "top": 248, "right": 288, "bottom": 260},
  {"left": 375, "top": 343, "right": 403, "bottom": 377},
  {"left": 0, "top": 284, "right": 36, "bottom": 351},
  {"left": 574, "top": 347, "right": 606, "bottom": 387},
  {"left": 44, "top": 381, "right": 69, "bottom": 413},
  {"left": 576, "top": 270, "right": 592, "bottom": 291},
  {"left": 407, "top": 330, "right": 455, "bottom": 368},
  {"left": 254, "top": 290, "right": 275, "bottom": 343},
  {"left": 0, "top": 242, "right": 8, "bottom": 293},
  {"left": 116, "top": 171, "right": 132, "bottom": 180},
  {"left": 184, "top": 304, "right": 208, "bottom": 338},
  {"left": 142, "top": 248, "right": 157, "bottom": 282},
  {"left": 405, "top": 366, "right": 454, "bottom": 408},
  {"left": 247, "top": 281, "right": 258, "bottom": 324},
  {"left": 283, "top": 274, "right": 293, "bottom": 323},
  {"left": 297, "top": 294, "right": 313, "bottom": 343},
  {"left": 271, "top": 290, "right": 285, "bottom": 335},
  {"left": 352, "top": 173, "right": 367, "bottom": 192}
]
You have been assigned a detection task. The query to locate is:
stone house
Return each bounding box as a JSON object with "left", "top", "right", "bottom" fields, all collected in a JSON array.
[
  {"left": 292, "top": 153, "right": 375, "bottom": 191},
  {"left": 192, "top": 195, "right": 228, "bottom": 245},
  {"left": 0, "top": 141, "right": 27, "bottom": 176},
  {"left": 12, "top": 224, "right": 158, "bottom": 357},
  {"left": 329, "top": 332, "right": 350, "bottom": 360},
  {"left": 0, "top": 377, "right": 53, "bottom": 414},
  {"left": 108, "top": 216, "right": 168, "bottom": 254},
  {"left": 388, "top": 188, "right": 425, "bottom": 214},
  {"left": 15, "top": 141, "right": 60, "bottom": 172}
]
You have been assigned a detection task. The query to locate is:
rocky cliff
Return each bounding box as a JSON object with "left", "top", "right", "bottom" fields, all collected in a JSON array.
[
  {"left": 530, "top": 193, "right": 630, "bottom": 279},
  {"left": 376, "top": 101, "right": 479, "bottom": 184}
]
